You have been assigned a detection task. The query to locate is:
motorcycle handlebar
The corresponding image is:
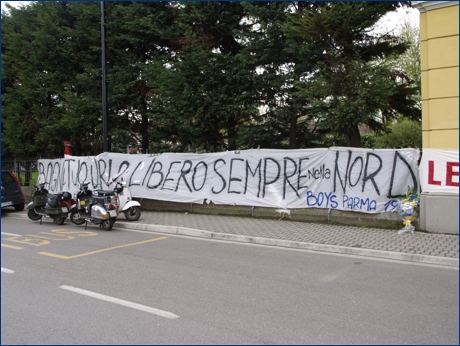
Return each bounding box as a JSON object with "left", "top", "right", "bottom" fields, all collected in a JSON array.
[{"left": 80, "top": 182, "right": 91, "bottom": 190}]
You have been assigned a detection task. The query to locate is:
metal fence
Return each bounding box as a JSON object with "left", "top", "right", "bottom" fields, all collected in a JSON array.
[{"left": 2, "top": 158, "right": 58, "bottom": 186}]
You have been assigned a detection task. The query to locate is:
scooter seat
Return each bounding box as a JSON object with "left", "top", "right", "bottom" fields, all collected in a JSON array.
[{"left": 46, "top": 195, "right": 59, "bottom": 208}]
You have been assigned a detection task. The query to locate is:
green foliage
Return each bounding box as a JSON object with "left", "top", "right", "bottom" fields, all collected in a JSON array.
[
  {"left": 361, "top": 134, "right": 376, "bottom": 149},
  {"left": 374, "top": 119, "right": 422, "bottom": 149},
  {"left": 1, "top": 1, "right": 420, "bottom": 158},
  {"left": 2, "top": 2, "right": 105, "bottom": 157},
  {"left": 144, "top": 2, "right": 262, "bottom": 152},
  {"left": 283, "top": 1, "right": 419, "bottom": 147},
  {"left": 393, "top": 20, "right": 421, "bottom": 109}
]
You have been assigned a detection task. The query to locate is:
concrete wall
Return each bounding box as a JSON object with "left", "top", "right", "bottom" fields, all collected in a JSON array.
[
  {"left": 134, "top": 197, "right": 411, "bottom": 230},
  {"left": 420, "top": 193, "right": 459, "bottom": 234}
]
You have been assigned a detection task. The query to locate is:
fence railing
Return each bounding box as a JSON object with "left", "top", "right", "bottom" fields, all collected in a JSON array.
[{"left": 2, "top": 158, "right": 58, "bottom": 186}]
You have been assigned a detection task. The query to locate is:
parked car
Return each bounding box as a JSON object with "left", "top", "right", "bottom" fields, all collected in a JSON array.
[{"left": 1, "top": 170, "right": 25, "bottom": 211}]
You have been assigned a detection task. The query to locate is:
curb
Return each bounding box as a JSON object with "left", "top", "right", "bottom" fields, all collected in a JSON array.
[
  {"left": 116, "top": 221, "right": 459, "bottom": 268},
  {"left": 4, "top": 212, "right": 458, "bottom": 268}
]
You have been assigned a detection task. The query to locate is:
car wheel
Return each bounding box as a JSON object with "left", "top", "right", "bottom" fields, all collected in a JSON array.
[{"left": 14, "top": 203, "right": 25, "bottom": 211}]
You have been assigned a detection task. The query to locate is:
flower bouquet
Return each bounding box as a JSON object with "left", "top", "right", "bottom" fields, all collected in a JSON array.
[{"left": 397, "top": 188, "right": 420, "bottom": 235}]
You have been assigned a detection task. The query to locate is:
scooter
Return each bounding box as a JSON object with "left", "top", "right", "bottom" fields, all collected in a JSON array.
[
  {"left": 27, "top": 183, "right": 74, "bottom": 225},
  {"left": 69, "top": 182, "right": 118, "bottom": 231},
  {"left": 110, "top": 176, "right": 142, "bottom": 221}
]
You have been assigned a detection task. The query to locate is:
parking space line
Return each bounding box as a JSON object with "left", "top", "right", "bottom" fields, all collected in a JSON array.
[
  {"left": 37, "top": 236, "right": 168, "bottom": 259},
  {"left": 1, "top": 243, "right": 23, "bottom": 250},
  {"left": 60, "top": 285, "right": 179, "bottom": 319},
  {"left": 1, "top": 267, "right": 15, "bottom": 274},
  {"left": 1, "top": 232, "right": 22, "bottom": 236}
]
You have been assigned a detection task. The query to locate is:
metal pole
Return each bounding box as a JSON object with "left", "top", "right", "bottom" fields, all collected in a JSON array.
[{"left": 101, "top": 1, "right": 109, "bottom": 152}]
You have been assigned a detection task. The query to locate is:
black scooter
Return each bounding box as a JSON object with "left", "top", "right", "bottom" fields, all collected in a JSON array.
[
  {"left": 26, "top": 183, "right": 73, "bottom": 225},
  {"left": 69, "top": 182, "right": 118, "bottom": 231}
]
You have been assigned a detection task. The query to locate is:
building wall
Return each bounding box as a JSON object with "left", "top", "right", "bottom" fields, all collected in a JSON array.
[
  {"left": 418, "top": 2, "right": 459, "bottom": 149},
  {"left": 414, "top": 1, "right": 459, "bottom": 234}
]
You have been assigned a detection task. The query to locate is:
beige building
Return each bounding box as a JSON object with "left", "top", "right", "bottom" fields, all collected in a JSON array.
[{"left": 413, "top": 1, "right": 459, "bottom": 234}]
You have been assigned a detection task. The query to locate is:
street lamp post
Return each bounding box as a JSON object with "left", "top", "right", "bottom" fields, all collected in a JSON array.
[{"left": 101, "top": 1, "right": 109, "bottom": 152}]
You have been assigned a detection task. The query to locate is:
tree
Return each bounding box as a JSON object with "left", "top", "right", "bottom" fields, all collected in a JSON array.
[
  {"left": 392, "top": 18, "right": 421, "bottom": 109},
  {"left": 1, "top": 4, "right": 36, "bottom": 158},
  {"left": 2, "top": 1, "right": 107, "bottom": 157},
  {"left": 240, "top": 2, "right": 331, "bottom": 149},
  {"left": 2, "top": 1, "right": 423, "bottom": 157},
  {"left": 2, "top": 2, "right": 179, "bottom": 156},
  {"left": 104, "top": 1, "right": 179, "bottom": 153},
  {"left": 143, "top": 1, "right": 261, "bottom": 152},
  {"left": 282, "top": 1, "right": 420, "bottom": 147}
]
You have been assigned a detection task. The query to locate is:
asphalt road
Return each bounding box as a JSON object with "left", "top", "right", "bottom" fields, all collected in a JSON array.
[{"left": 1, "top": 216, "right": 458, "bottom": 344}]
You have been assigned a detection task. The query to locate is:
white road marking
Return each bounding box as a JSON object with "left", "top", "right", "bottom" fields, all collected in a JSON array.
[
  {"left": 1, "top": 232, "right": 22, "bottom": 236},
  {"left": 59, "top": 285, "right": 179, "bottom": 319},
  {"left": 1, "top": 267, "right": 15, "bottom": 274}
]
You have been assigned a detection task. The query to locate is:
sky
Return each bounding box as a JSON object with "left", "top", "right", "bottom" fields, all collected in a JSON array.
[
  {"left": 375, "top": 5, "right": 420, "bottom": 33},
  {"left": 1, "top": 1, "right": 421, "bottom": 31},
  {"left": 1, "top": 1, "right": 27, "bottom": 12}
]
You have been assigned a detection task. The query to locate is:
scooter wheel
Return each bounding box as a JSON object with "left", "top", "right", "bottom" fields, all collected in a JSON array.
[
  {"left": 27, "top": 209, "right": 42, "bottom": 221},
  {"left": 101, "top": 219, "right": 115, "bottom": 231},
  {"left": 70, "top": 212, "right": 85, "bottom": 225},
  {"left": 54, "top": 215, "right": 67, "bottom": 225},
  {"left": 124, "top": 206, "right": 141, "bottom": 221}
]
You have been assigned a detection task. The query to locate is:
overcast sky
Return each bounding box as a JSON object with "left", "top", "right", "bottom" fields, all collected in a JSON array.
[{"left": 376, "top": 5, "right": 420, "bottom": 32}]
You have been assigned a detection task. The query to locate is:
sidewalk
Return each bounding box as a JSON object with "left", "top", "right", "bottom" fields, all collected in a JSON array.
[
  {"left": 116, "top": 210, "right": 459, "bottom": 267},
  {"left": 4, "top": 210, "right": 458, "bottom": 267}
]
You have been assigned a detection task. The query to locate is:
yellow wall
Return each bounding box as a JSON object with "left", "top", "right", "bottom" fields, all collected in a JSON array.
[{"left": 419, "top": 4, "right": 459, "bottom": 150}]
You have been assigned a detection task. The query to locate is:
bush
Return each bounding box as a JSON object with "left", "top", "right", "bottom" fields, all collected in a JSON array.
[
  {"left": 374, "top": 119, "right": 422, "bottom": 149},
  {"left": 361, "top": 134, "right": 376, "bottom": 148}
]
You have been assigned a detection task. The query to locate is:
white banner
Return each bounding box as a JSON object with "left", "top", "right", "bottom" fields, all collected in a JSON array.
[
  {"left": 420, "top": 148, "right": 459, "bottom": 194},
  {"left": 37, "top": 147, "right": 420, "bottom": 213}
]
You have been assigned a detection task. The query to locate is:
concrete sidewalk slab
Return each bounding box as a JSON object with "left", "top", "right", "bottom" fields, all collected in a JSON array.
[{"left": 115, "top": 211, "right": 458, "bottom": 267}]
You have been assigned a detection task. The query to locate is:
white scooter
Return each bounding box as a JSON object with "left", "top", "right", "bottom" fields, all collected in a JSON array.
[{"left": 102, "top": 175, "right": 142, "bottom": 221}]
